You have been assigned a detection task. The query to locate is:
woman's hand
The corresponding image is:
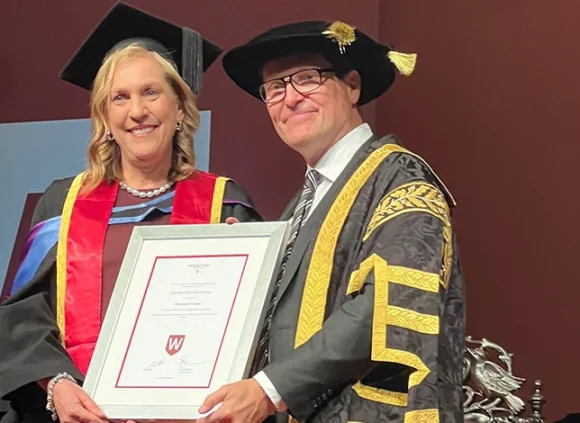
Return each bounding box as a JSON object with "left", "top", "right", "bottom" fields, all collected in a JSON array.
[{"left": 52, "top": 380, "right": 108, "bottom": 423}]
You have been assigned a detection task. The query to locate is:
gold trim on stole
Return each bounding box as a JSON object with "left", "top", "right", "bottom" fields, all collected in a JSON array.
[
  {"left": 55, "top": 172, "right": 85, "bottom": 346},
  {"left": 210, "top": 177, "right": 229, "bottom": 223}
]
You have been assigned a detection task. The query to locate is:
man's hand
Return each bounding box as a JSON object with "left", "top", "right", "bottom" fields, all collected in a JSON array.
[
  {"left": 196, "top": 379, "right": 276, "bottom": 423},
  {"left": 52, "top": 380, "right": 108, "bottom": 423}
]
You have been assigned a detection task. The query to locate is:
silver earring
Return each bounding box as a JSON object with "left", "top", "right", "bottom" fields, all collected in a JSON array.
[
  {"left": 106, "top": 131, "right": 114, "bottom": 141},
  {"left": 175, "top": 121, "right": 183, "bottom": 132}
]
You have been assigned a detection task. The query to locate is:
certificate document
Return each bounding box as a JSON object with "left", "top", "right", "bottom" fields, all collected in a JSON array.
[
  {"left": 116, "top": 254, "right": 248, "bottom": 388},
  {"left": 82, "top": 222, "right": 289, "bottom": 421}
]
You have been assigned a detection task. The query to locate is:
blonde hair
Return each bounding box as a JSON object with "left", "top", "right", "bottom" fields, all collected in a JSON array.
[{"left": 83, "top": 44, "right": 200, "bottom": 193}]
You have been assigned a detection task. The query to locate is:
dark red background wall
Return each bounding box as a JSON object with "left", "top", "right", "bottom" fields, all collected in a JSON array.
[
  {"left": 376, "top": 2, "right": 580, "bottom": 421},
  {"left": 1, "top": 1, "right": 577, "bottom": 421}
]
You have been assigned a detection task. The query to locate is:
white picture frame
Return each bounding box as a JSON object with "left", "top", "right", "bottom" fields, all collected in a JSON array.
[{"left": 82, "top": 221, "right": 290, "bottom": 421}]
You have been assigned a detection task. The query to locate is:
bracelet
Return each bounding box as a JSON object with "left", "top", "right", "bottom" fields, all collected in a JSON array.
[{"left": 46, "top": 372, "right": 77, "bottom": 421}]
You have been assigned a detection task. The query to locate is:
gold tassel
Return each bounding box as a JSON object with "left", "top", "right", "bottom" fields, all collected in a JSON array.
[
  {"left": 387, "top": 51, "right": 418, "bottom": 76},
  {"left": 322, "top": 21, "right": 356, "bottom": 54}
]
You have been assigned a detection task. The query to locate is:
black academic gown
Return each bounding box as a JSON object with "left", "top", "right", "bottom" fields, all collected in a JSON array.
[
  {"left": 262, "top": 135, "right": 465, "bottom": 423},
  {"left": 0, "top": 176, "right": 262, "bottom": 423}
]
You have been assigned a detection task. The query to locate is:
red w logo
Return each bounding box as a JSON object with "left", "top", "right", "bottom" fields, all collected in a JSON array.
[{"left": 165, "top": 335, "right": 185, "bottom": 356}]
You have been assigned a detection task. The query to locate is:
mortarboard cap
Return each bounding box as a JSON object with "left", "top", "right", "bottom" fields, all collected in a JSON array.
[{"left": 60, "top": 2, "right": 223, "bottom": 94}]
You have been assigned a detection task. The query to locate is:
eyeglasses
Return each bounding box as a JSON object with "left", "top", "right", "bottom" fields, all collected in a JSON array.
[{"left": 259, "top": 68, "right": 334, "bottom": 104}]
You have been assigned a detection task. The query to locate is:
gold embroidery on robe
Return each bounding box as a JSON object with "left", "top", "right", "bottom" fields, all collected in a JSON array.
[
  {"left": 294, "top": 144, "right": 408, "bottom": 348},
  {"left": 404, "top": 409, "right": 439, "bottom": 423},
  {"left": 363, "top": 181, "right": 449, "bottom": 243}
]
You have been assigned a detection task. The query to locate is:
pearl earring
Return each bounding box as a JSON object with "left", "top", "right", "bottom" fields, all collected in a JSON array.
[{"left": 175, "top": 121, "right": 183, "bottom": 132}]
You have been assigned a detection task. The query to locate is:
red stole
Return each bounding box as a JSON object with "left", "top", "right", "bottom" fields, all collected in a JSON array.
[{"left": 56, "top": 171, "right": 227, "bottom": 375}]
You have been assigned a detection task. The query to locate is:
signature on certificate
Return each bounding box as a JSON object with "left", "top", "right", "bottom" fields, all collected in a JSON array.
[
  {"left": 176, "top": 358, "right": 194, "bottom": 371},
  {"left": 143, "top": 356, "right": 199, "bottom": 372},
  {"left": 143, "top": 359, "right": 166, "bottom": 371}
]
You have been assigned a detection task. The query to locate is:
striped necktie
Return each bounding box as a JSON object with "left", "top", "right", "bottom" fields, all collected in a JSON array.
[{"left": 250, "top": 169, "right": 322, "bottom": 375}]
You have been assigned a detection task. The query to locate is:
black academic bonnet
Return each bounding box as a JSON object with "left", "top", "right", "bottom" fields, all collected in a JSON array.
[
  {"left": 60, "top": 2, "right": 223, "bottom": 94},
  {"left": 222, "top": 20, "right": 417, "bottom": 105}
]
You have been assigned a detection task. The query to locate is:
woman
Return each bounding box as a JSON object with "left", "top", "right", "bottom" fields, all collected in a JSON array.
[{"left": 0, "top": 4, "right": 261, "bottom": 423}]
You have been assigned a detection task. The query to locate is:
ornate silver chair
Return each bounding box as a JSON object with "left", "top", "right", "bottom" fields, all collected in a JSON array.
[{"left": 463, "top": 336, "right": 545, "bottom": 423}]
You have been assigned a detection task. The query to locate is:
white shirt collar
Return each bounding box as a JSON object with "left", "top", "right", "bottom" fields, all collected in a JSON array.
[{"left": 306, "top": 123, "right": 373, "bottom": 183}]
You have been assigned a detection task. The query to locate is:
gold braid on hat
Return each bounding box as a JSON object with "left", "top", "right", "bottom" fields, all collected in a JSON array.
[
  {"left": 322, "top": 21, "right": 356, "bottom": 54},
  {"left": 322, "top": 21, "right": 418, "bottom": 76}
]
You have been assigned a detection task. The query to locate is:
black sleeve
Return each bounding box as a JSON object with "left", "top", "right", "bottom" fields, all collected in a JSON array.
[
  {"left": 0, "top": 181, "right": 82, "bottom": 415},
  {"left": 220, "top": 180, "right": 263, "bottom": 223}
]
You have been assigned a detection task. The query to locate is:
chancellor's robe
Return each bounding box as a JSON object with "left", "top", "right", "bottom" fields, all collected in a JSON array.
[{"left": 263, "top": 135, "right": 465, "bottom": 423}]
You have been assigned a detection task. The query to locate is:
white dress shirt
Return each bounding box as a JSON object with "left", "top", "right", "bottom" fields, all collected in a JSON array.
[
  {"left": 304, "top": 122, "right": 373, "bottom": 221},
  {"left": 254, "top": 123, "right": 374, "bottom": 408}
]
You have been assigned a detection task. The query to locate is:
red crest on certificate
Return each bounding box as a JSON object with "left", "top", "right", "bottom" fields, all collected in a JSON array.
[{"left": 166, "top": 335, "right": 185, "bottom": 356}]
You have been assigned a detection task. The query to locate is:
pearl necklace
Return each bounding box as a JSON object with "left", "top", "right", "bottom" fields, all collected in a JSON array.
[{"left": 120, "top": 180, "right": 174, "bottom": 198}]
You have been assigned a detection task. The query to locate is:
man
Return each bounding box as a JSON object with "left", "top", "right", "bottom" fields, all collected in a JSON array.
[{"left": 197, "top": 21, "right": 465, "bottom": 423}]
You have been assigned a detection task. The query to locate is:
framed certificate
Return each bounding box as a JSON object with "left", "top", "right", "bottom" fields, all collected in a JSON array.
[{"left": 82, "top": 221, "right": 290, "bottom": 421}]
